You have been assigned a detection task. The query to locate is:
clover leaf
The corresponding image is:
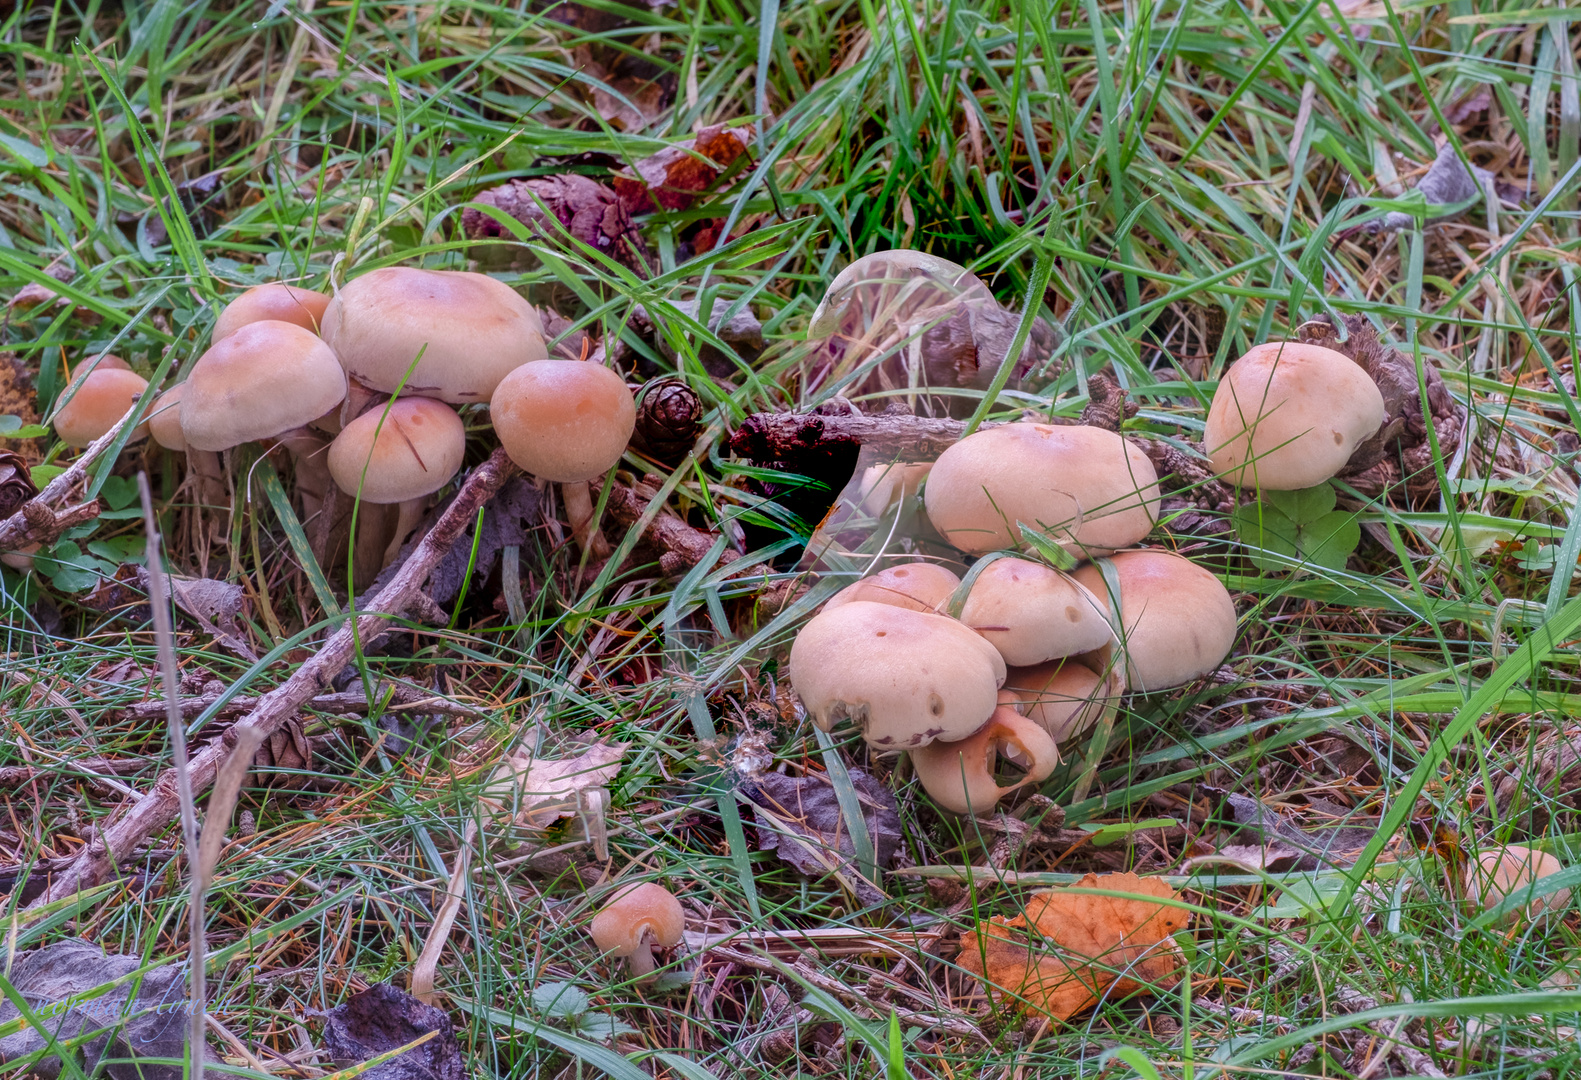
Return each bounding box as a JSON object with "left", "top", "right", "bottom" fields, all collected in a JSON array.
[{"left": 1231, "top": 484, "right": 1360, "bottom": 573}]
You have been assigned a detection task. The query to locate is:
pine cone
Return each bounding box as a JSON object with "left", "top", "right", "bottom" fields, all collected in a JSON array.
[
  {"left": 631, "top": 378, "right": 703, "bottom": 465},
  {"left": 0, "top": 451, "right": 38, "bottom": 518}
]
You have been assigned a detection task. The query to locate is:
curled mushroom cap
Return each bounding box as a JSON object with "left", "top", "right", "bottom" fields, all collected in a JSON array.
[
  {"left": 1073, "top": 549, "right": 1237, "bottom": 693},
  {"left": 182, "top": 321, "right": 348, "bottom": 452},
  {"left": 1464, "top": 844, "right": 1570, "bottom": 923},
  {"left": 148, "top": 383, "right": 187, "bottom": 452},
  {"left": 959, "top": 557, "right": 1113, "bottom": 667},
  {"left": 213, "top": 283, "right": 331, "bottom": 342},
  {"left": 321, "top": 267, "right": 546, "bottom": 402},
  {"left": 823, "top": 561, "right": 960, "bottom": 615},
  {"left": 925, "top": 423, "right": 1161, "bottom": 557},
  {"left": 1001, "top": 659, "right": 1111, "bottom": 744},
  {"left": 327, "top": 398, "right": 466, "bottom": 504},
  {"left": 490, "top": 360, "right": 636, "bottom": 482},
  {"left": 910, "top": 705, "right": 1058, "bottom": 814},
  {"left": 789, "top": 601, "right": 1006, "bottom": 748},
  {"left": 1205, "top": 342, "right": 1386, "bottom": 491},
  {"left": 589, "top": 882, "right": 685, "bottom": 975},
  {"left": 55, "top": 364, "right": 149, "bottom": 448}
]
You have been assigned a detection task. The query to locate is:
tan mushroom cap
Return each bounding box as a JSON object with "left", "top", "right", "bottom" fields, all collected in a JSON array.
[
  {"left": 1073, "top": 549, "right": 1237, "bottom": 693},
  {"left": 182, "top": 320, "right": 348, "bottom": 452},
  {"left": 321, "top": 267, "right": 546, "bottom": 402},
  {"left": 1205, "top": 341, "right": 1386, "bottom": 490},
  {"left": 823, "top": 561, "right": 960, "bottom": 614},
  {"left": 490, "top": 360, "right": 636, "bottom": 482},
  {"left": 924, "top": 423, "right": 1161, "bottom": 557},
  {"left": 55, "top": 365, "right": 149, "bottom": 448},
  {"left": 148, "top": 383, "right": 187, "bottom": 452},
  {"left": 589, "top": 882, "right": 685, "bottom": 957},
  {"left": 910, "top": 705, "right": 1058, "bottom": 815},
  {"left": 1001, "top": 660, "right": 1109, "bottom": 744},
  {"left": 1464, "top": 844, "right": 1570, "bottom": 923},
  {"left": 213, "top": 283, "right": 331, "bottom": 342},
  {"left": 327, "top": 398, "right": 466, "bottom": 504},
  {"left": 789, "top": 600, "right": 1006, "bottom": 749},
  {"left": 959, "top": 557, "right": 1113, "bottom": 667}
]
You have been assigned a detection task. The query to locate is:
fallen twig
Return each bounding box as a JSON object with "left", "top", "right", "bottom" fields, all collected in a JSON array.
[
  {"left": 0, "top": 403, "right": 140, "bottom": 551},
  {"left": 33, "top": 449, "right": 520, "bottom": 908},
  {"left": 113, "top": 687, "right": 486, "bottom": 725}
]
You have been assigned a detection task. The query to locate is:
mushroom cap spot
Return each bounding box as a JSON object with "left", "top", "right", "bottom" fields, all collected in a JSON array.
[
  {"left": 1073, "top": 549, "right": 1237, "bottom": 693},
  {"left": 490, "top": 359, "right": 636, "bottom": 482},
  {"left": 1001, "top": 660, "right": 1108, "bottom": 744},
  {"left": 589, "top": 882, "right": 686, "bottom": 956},
  {"left": 1204, "top": 341, "right": 1386, "bottom": 491},
  {"left": 910, "top": 705, "right": 1059, "bottom": 815},
  {"left": 789, "top": 601, "right": 1006, "bottom": 748},
  {"left": 959, "top": 557, "right": 1114, "bottom": 667},
  {"left": 147, "top": 383, "right": 187, "bottom": 452},
  {"left": 327, "top": 397, "right": 466, "bottom": 504},
  {"left": 1464, "top": 844, "right": 1570, "bottom": 922},
  {"left": 924, "top": 423, "right": 1161, "bottom": 557},
  {"left": 321, "top": 267, "right": 546, "bottom": 403},
  {"left": 182, "top": 320, "right": 348, "bottom": 451},
  {"left": 214, "top": 283, "right": 332, "bottom": 342},
  {"left": 822, "top": 561, "right": 962, "bottom": 615},
  {"left": 55, "top": 366, "right": 150, "bottom": 449}
]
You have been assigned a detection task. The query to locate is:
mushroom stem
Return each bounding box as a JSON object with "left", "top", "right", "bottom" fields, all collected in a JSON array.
[
  {"left": 385, "top": 497, "right": 427, "bottom": 569},
  {"left": 187, "top": 448, "right": 228, "bottom": 510},
  {"left": 277, "top": 426, "right": 333, "bottom": 529},
  {"left": 562, "top": 480, "right": 611, "bottom": 560},
  {"left": 626, "top": 939, "right": 658, "bottom": 980}
]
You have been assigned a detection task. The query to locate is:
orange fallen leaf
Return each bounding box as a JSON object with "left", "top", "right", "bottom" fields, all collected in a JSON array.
[{"left": 957, "top": 872, "right": 1188, "bottom": 1021}]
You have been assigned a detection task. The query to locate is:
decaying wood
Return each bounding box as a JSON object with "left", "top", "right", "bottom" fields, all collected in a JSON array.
[{"left": 33, "top": 449, "right": 519, "bottom": 908}]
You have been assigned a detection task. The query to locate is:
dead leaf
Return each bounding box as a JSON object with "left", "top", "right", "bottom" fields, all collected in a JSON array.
[
  {"left": 957, "top": 872, "right": 1188, "bottom": 1021},
  {"left": 1180, "top": 841, "right": 1302, "bottom": 875},
  {"left": 1209, "top": 788, "right": 1380, "bottom": 870},
  {"left": 0, "top": 938, "right": 189, "bottom": 1079},
  {"left": 611, "top": 125, "right": 751, "bottom": 215},
  {"left": 481, "top": 739, "right": 626, "bottom": 828},
  {"left": 0, "top": 449, "right": 38, "bottom": 517},
  {"left": 460, "top": 174, "right": 652, "bottom": 276},
  {"left": 7, "top": 255, "right": 75, "bottom": 311},
  {"left": 427, "top": 475, "right": 543, "bottom": 604},
  {"left": 317, "top": 983, "right": 464, "bottom": 1080},
  {"left": 741, "top": 768, "right": 903, "bottom": 905}
]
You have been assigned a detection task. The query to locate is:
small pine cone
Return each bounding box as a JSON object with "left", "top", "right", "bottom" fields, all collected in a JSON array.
[{"left": 631, "top": 378, "right": 703, "bottom": 465}]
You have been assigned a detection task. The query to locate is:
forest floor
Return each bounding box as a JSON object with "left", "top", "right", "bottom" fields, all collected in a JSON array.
[{"left": 2, "top": 0, "right": 1581, "bottom": 1077}]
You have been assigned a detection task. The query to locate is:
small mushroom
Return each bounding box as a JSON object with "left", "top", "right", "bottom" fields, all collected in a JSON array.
[
  {"left": 823, "top": 561, "right": 960, "bottom": 614},
  {"left": 213, "top": 282, "right": 332, "bottom": 342},
  {"left": 788, "top": 600, "right": 1006, "bottom": 748},
  {"left": 1204, "top": 341, "right": 1386, "bottom": 491},
  {"left": 1001, "top": 660, "right": 1110, "bottom": 744},
  {"left": 589, "top": 882, "right": 686, "bottom": 978},
  {"left": 490, "top": 359, "right": 636, "bottom": 557},
  {"left": 1072, "top": 549, "right": 1237, "bottom": 692},
  {"left": 328, "top": 397, "right": 467, "bottom": 567},
  {"left": 53, "top": 357, "right": 149, "bottom": 449},
  {"left": 924, "top": 422, "right": 1161, "bottom": 557},
  {"left": 1464, "top": 844, "right": 1570, "bottom": 923},
  {"left": 321, "top": 267, "right": 546, "bottom": 403},
  {"left": 853, "top": 462, "right": 932, "bottom": 516},
  {"left": 959, "top": 557, "right": 1113, "bottom": 667},
  {"left": 910, "top": 705, "right": 1059, "bottom": 814}
]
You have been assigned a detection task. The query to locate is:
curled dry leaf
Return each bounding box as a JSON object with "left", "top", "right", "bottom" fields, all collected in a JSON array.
[
  {"left": 461, "top": 174, "right": 652, "bottom": 275},
  {"left": 611, "top": 124, "right": 751, "bottom": 214},
  {"left": 481, "top": 739, "right": 627, "bottom": 828},
  {"left": 957, "top": 872, "right": 1188, "bottom": 1021}
]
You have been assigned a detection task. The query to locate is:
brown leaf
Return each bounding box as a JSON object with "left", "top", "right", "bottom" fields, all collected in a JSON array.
[
  {"left": 741, "top": 768, "right": 903, "bottom": 905},
  {"left": 481, "top": 739, "right": 626, "bottom": 828},
  {"left": 7, "top": 255, "right": 74, "bottom": 311},
  {"left": 957, "top": 872, "right": 1188, "bottom": 1021},
  {"left": 611, "top": 124, "right": 751, "bottom": 214},
  {"left": 0, "top": 450, "right": 38, "bottom": 518},
  {"left": 461, "top": 174, "right": 651, "bottom": 275}
]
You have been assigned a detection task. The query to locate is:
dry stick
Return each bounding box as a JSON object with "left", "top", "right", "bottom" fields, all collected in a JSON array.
[
  {"left": 0, "top": 402, "right": 139, "bottom": 549},
  {"left": 34, "top": 448, "right": 519, "bottom": 907},
  {"left": 138, "top": 472, "right": 205, "bottom": 1080}
]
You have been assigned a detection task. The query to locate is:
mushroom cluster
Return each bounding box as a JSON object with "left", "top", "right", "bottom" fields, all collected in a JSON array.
[
  {"left": 47, "top": 271, "right": 635, "bottom": 578},
  {"left": 788, "top": 419, "right": 1239, "bottom": 816}
]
